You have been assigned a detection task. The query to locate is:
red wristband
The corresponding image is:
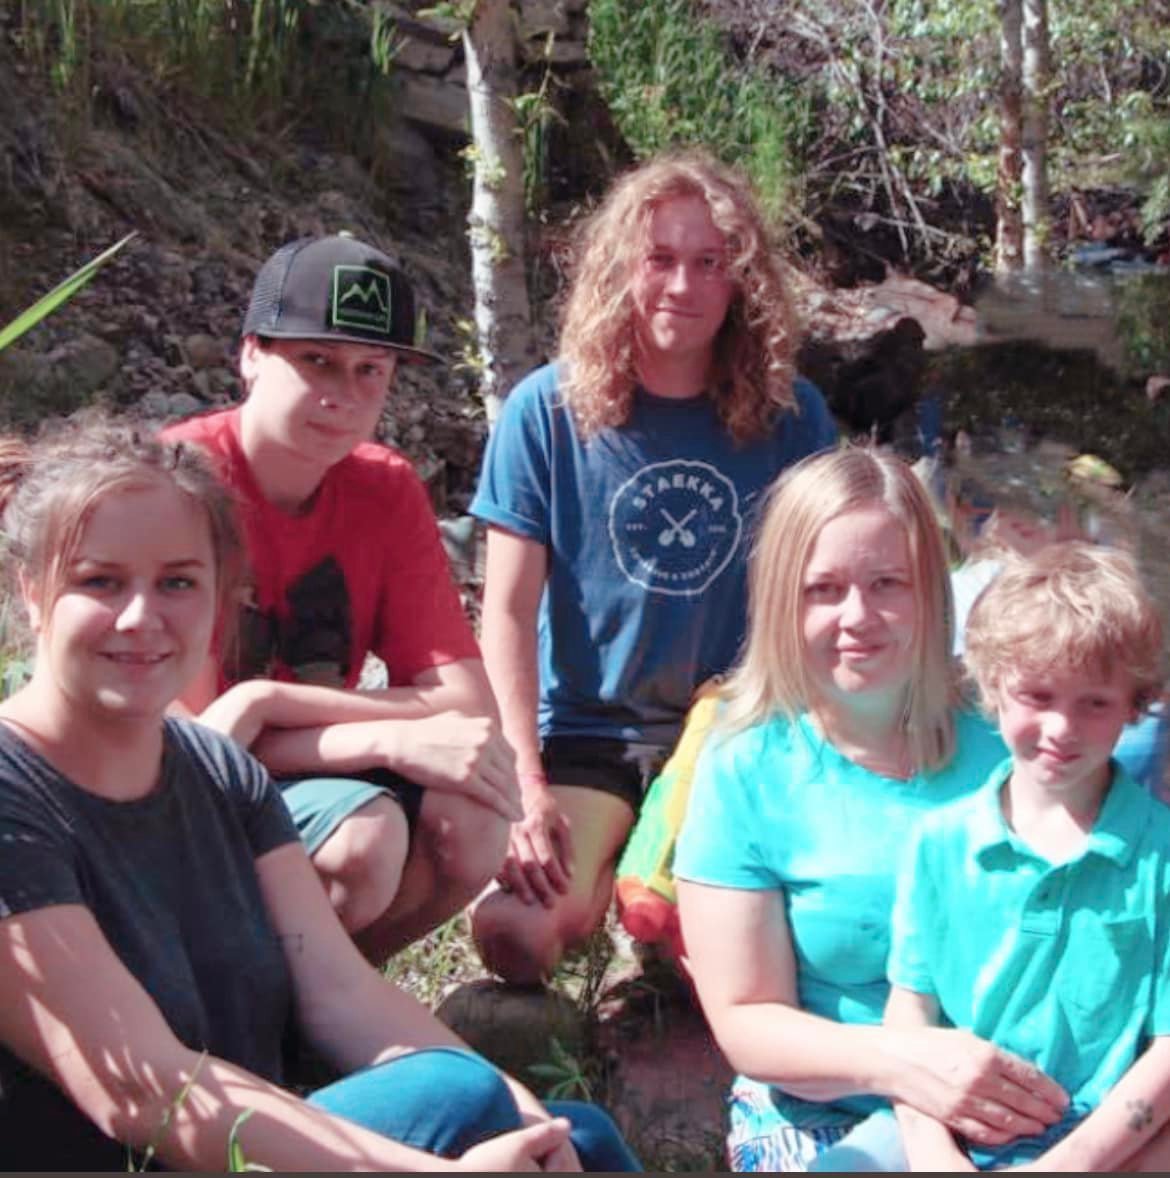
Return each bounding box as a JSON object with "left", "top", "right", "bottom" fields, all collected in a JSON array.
[{"left": 518, "top": 770, "right": 548, "bottom": 790}]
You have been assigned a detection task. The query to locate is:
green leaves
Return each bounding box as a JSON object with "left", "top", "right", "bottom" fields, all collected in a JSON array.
[
  {"left": 587, "top": 0, "right": 809, "bottom": 227},
  {"left": 0, "top": 232, "right": 138, "bottom": 354}
]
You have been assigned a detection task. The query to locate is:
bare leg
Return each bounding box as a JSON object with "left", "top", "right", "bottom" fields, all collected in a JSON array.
[
  {"left": 471, "top": 786, "right": 636, "bottom": 985},
  {"left": 355, "top": 790, "right": 510, "bottom": 965},
  {"left": 309, "top": 796, "right": 409, "bottom": 936}
]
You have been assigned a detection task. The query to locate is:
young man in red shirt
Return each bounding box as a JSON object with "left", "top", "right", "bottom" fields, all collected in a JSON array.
[{"left": 168, "top": 233, "right": 519, "bottom": 962}]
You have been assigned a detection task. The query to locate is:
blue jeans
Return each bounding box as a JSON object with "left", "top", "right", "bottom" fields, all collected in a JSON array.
[{"left": 308, "top": 1046, "right": 641, "bottom": 1170}]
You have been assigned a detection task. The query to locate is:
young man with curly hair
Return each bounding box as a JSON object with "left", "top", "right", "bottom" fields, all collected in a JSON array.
[{"left": 470, "top": 151, "right": 837, "bottom": 984}]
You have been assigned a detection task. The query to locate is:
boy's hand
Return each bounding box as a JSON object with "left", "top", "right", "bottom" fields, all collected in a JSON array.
[
  {"left": 499, "top": 788, "right": 574, "bottom": 906},
  {"left": 386, "top": 712, "right": 522, "bottom": 821},
  {"left": 455, "top": 1118, "right": 577, "bottom": 1171}
]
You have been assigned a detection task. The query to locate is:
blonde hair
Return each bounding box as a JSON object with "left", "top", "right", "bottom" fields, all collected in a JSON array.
[
  {"left": 559, "top": 149, "right": 798, "bottom": 443},
  {"left": 964, "top": 541, "right": 1164, "bottom": 712},
  {"left": 720, "top": 446, "right": 957, "bottom": 771}
]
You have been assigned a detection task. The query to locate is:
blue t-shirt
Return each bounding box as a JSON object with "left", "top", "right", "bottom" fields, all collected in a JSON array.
[
  {"left": 890, "top": 759, "right": 1170, "bottom": 1168},
  {"left": 472, "top": 363, "right": 837, "bottom": 745},
  {"left": 674, "top": 708, "right": 1007, "bottom": 1127}
]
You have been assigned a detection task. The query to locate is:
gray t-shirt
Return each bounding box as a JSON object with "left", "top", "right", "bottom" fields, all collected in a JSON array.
[{"left": 0, "top": 716, "right": 299, "bottom": 1170}]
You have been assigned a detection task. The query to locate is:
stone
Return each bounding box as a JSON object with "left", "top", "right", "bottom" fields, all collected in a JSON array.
[
  {"left": 48, "top": 332, "right": 120, "bottom": 395},
  {"left": 167, "top": 391, "right": 204, "bottom": 417},
  {"left": 520, "top": 0, "right": 572, "bottom": 38},
  {"left": 393, "top": 32, "right": 457, "bottom": 75},
  {"left": 182, "top": 332, "right": 225, "bottom": 370},
  {"left": 397, "top": 74, "right": 469, "bottom": 135},
  {"left": 435, "top": 980, "right": 588, "bottom": 1086}
]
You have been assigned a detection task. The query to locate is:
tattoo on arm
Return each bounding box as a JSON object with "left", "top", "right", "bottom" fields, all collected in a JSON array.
[{"left": 1127, "top": 1098, "right": 1154, "bottom": 1133}]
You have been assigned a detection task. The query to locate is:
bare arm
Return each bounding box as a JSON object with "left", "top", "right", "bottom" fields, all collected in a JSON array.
[
  {"left": 0, "top": 903, "right": 567, "bottom": 1172},
  {"left": 478, "top": 526, "right": 575, "bottom": 904},
  {"left": 883, "top": 986, "right": 975, "bottom": 1171},
  {"left": 479, "top": 526, "right": 546, "bottom": 781},
  {"left": 254, "top": 841, "right": 574, "bottom": 1157},
  {"left": 677, "top": 879, "right": 1066, "bottom": 1146},
  {"left": 196, "top": 660, "right": 521, "bottom": 822},
  {"left": 1028, "top": 1037, "right": 1170, "bottom": 1172}
]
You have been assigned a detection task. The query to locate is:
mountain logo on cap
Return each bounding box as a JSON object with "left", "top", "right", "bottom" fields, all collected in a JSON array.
[{"left": 332, "top": 265, "right": 392, "bottom": 334}]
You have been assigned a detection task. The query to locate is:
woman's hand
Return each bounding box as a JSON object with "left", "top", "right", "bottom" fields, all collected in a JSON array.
[
  {"left": 456, "top": 1118, "right": 577, "bottom": 1171},
  {"left": 884, "top": 1026, "right": 1068, "bottom": 1145}
]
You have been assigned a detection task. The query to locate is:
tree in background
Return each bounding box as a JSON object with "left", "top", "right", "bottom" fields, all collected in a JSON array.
[
  {"left": 995, "top": 0, "right": 1024, "bottom": 271},
  {"left": 1020, "top": 0, "right": 1051, "bottom": 269},
  {"left": 461, "top": 0, "right": 536, "bottom": 426}
]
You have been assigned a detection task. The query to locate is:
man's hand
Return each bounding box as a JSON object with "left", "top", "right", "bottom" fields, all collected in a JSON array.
[
  {"left": 386, "top": 712, "right": 522, "bottom": 821},
  {"left": 498, "top": 785, "right": 574, "bottom": 907},
  {"left": 456, "top": 1118, "right": 578, "bottom": 1171}
]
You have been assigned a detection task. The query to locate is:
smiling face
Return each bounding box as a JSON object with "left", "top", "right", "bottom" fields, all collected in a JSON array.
[
  {"left": 239, "top": 335, "right": 398, "bottom": 471},
  {"left": 25, "top": 480, "right": 218, "bottom": 724},
  {"left": 994, "top": 663, "right": 1136, "bottom": 803},
  {"left": 801, "top": 504, "right": 919, "bottom": 712},
  {"left": 629, "top": 195, "right": 736, "bottom": 388}
]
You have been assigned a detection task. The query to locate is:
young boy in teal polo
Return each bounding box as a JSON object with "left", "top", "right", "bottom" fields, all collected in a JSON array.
[{"left": 885, "top": 541, "right": 1170, "bottom": 1170}]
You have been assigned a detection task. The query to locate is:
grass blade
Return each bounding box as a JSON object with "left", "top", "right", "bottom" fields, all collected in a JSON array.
[{"left": 0, "top": 231, "right": 138, "bottom": 352}]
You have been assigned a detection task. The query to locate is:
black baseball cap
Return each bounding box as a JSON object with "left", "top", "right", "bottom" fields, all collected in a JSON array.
[{"left": 241, "top": 233, "right": 442, "bottom": 364}]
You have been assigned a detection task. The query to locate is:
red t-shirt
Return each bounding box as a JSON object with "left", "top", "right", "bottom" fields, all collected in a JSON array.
[{"left": 163, "top": 408, "right": 479, "bottom": 691}]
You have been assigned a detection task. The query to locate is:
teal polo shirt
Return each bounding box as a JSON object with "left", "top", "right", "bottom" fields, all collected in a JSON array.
[
  {"left": 674, "top": 708, "right": 1007, "bottom": 1127},
  {"left": 890, "top": 760, "right": 1170, "bottom": 1127}
]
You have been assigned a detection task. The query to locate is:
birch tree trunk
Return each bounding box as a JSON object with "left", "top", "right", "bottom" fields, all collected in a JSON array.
[
  {"left": 463, "top": 0, "right": 536, "bottom": 427},
  {"left": 995, "top": 0, "right": 1024, "bottom": 273},
  {"left": 1021, "top": 0, "right": 1051, "bottom": 270}
]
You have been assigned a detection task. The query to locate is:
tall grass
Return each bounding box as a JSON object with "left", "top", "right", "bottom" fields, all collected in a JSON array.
[
  {"left": 587, "top": 0, "right": 811, "bottom": 228},
  {"left": 14, "top": 0, "right": 395, "bottom": 143}
]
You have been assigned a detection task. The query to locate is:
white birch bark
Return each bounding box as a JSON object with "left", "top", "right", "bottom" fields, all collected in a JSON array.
[
  {"left": 995, "top": 0, "right": 1024, "bottom": 273},
  {"left": 462, "top": 0, "right": 536, "bottom": 427},
  {"left": 1021, "top": 0, "right": 1051, "bottom": 270}
]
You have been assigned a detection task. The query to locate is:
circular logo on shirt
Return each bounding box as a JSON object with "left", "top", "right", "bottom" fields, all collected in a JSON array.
[{"left": 608, "top": 460, "right": 743, "bottom": 597}]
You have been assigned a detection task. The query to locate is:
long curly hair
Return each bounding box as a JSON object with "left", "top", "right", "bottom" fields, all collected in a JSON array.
[{"left": 559, "top": 150, "right": 799, "bottom": 444}]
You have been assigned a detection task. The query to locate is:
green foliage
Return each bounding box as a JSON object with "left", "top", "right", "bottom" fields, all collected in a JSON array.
[
  {"left": 227, "top": 1109, "right": 271, "bottom": 1172},
  {"left": 510, "top": 36, "right": 566, "bottom": 217},
  {"left": 584, "top": 0, "right": 1170, "bottom": 269},
  {"left": 587, "top": 0, "right": 810, "bottom": 226},
  {"left": 527, "top": 1036, "right": 594, "bottom": 1102},
  {"left": 1115, "top": 273, "right": 1170, "bottom": 377},
  {"left": 417, "top": 1, "right": 479, "bottom": 40},
  {"left": 13, "top": 1, "right": 400, "bottom": 144},
  {"left": 126, "top": 1051, "right": 208, "bottom": 1171},
  {"left": 0, "top": 232, "right": 136, "bottom": 353}
]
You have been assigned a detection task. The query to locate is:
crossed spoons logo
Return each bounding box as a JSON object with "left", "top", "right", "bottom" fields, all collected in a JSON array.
[{"left": 608, "top": 460, "right": 743, "bottom": 597}]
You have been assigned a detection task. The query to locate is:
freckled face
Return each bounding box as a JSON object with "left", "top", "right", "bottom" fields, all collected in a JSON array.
[
  {"left": 26, "top": 482, "right": 218, "bottom": 723},
  {"left": 629, "top": 196, "right": 736, "bottom": 372},
  {"left": 801, "top": 505, "right": 919, "bottom": 710}
]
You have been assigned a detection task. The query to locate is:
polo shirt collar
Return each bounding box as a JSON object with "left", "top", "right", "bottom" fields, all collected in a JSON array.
[{"left": 970, "top": 758, "right": 1146, "bottom": 868}]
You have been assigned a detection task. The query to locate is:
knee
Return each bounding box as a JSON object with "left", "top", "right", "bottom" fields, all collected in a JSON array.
[
  {"left": 419, "top": 794, "right": 509, "bottom": 897},
  {"left": 471, "top": 887, "right": 596, "bottom": 985},
  {"left": 311, "top": 799, "right": 408, "bottom": 934},
  {"left": 310, "top": 1048, "right": 519, "bottom": 1157}
]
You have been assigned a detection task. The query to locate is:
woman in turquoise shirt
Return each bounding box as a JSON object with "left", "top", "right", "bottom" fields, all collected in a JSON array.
[{"left": 674, "top": 448, "right": 1069, "bottom": 1171}]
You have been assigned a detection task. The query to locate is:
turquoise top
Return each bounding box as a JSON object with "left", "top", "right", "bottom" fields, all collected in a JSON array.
[
  {"left": 674, "top": 708, "right": 1007, "bottom": 1126},
  {"left": 889, "top": 759, "right": 1170, "bottom": 1165}
]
